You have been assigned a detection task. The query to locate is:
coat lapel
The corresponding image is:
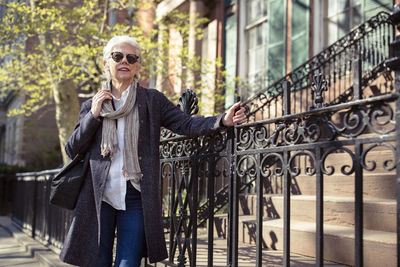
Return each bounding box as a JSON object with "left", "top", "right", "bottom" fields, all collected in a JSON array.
[
  {"left": 137, "top": 85, "right": 146, "bottom": 133},
  {"left": 136, "top": 85, "right": 148, "bottom": 174}
]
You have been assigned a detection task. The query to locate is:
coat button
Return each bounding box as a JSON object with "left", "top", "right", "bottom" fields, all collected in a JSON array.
[{"left": 138, "top": 156, "right": 142, "bottom": 161}]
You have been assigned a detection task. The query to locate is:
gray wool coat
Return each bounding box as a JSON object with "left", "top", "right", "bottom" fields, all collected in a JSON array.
[{"left": 59, "top": 85, "right": 225, "bottom": 266}]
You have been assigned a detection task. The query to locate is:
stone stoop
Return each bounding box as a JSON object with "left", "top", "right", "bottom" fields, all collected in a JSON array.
[
  {"left": 212, "top": 215, "right": 396, "bottom": 267},
  {"left": 241, "top": 195, "right": 396, "bottom": 232},
  {"left": 211, "top": 145, "right": 396, "bottom": 266},
  {"left": 241, "top": 219, "right": 396, "bottom": 267},
  {"left": 274, "top": 195, "right": 396, "bottom": 232},
  {"left": 295, "top": 173, "right": 396, "bottom": 199},
  {"left": 152, "top": 237, "right": 347, "bottom": 267}
]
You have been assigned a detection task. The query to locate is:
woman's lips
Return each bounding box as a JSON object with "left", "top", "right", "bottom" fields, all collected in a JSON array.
[{"left": 118, "top": 67, "right": 130, "bottom": 71}]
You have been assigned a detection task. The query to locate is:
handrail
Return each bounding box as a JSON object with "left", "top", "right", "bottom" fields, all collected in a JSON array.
[{"left": 242, "top": 11, "right": 393, "bottom": 120}]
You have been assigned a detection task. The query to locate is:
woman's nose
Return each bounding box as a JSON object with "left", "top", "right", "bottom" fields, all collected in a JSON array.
[{"left": 120, "top": 56, "right": 129, "bottom": 64}]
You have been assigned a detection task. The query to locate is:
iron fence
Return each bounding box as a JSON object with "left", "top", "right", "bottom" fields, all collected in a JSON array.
[
  {"left": 0, "top": 174, "right": 14, "bottom": 215},
  {"left": 12, "top": 169, "right": 72, "bottom": 250},
  {"left": 159, "top": 75, "right": 398, "bottom": 267}
]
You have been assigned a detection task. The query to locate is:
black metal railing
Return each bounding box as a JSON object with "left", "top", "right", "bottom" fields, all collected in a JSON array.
[
  {"left": 0, "top": 173, "right": 14, "bottom": 215},
  {"left": 12, "top": 169, "right": 72, "bottom": 250},
  {"left": 160, "top": 71, "right": 397, "bottom": 267},
  {"left": 233, "top": 93, "right": 398, "bottom": 267},
  {"left": 242, "top": 11, "right": 394, "bottom": 122},
  {"left": 159, "top": 122, "right": 231, "bottom": 266}
]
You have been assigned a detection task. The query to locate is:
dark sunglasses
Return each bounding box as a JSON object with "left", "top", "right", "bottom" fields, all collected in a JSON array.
[{"left": 110, "top": 52, "right": 140, "bottom": 64}]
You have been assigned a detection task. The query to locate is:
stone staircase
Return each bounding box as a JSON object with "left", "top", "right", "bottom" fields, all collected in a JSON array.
[
  {"left": 158, "top": 237, "right": 348, "bottom": 267},
  {"left": 213, "top": 150, "right": 397, "bottom": 267}
]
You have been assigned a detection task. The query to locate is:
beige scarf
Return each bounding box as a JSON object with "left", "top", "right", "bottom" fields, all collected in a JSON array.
[{"left": 99, "top": 80, "right": 143, "bottom": 183}]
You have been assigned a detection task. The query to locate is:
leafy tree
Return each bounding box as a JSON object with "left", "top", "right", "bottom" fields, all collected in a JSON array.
[{"left": 0, "top": 0, "right": 230, "bottom": 165}]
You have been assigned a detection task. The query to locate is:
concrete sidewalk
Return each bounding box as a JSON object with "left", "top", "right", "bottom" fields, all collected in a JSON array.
[{"left": 0, "top": 216, "right": 72, "bottom": 267}]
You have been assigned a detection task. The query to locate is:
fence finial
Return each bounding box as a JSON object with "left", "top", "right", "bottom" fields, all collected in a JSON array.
[
  {"left": 178, "top": 89, "right": 199, "bottom": 115},
  {"left": 311, "top": 72, "right": 328, "bottom": 109}
]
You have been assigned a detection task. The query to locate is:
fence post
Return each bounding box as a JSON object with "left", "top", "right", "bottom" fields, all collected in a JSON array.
[
  {"left": 353, "top": 58, "right": 362, "bottom": 100},
  {"left": 227, "top": 96, "right": 241, "bottom": 267},
  {"left": 283, "top": 80, "right": 291, "bottom": 115},
  {"left": 0, "top": 175, "right": 6, "bottom": 215},
  {"left": 386, "top": 4, "right": 400, "bottom": 267},
  {"left": 282, "top": 80, "right": 291, "bottom": 266},
  {"left": 32, "top": 175, "right": 38, "bottom": 239}
]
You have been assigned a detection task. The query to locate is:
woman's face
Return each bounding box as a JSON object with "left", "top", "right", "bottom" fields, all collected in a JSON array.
[{"left": 104, "top": 42, "right": 141, "bottom": 83}]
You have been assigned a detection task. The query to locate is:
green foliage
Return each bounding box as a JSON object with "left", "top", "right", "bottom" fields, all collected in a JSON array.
[
  {"left": 0, "top": 0, "right": 109, "bottom": 116},
  {"left": 0, "top": 0, "right": 233, "bottom": 118}
]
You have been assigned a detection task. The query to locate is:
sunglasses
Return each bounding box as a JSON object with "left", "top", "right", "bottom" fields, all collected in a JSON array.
[{"left": 110, "top": 52, "right": 140, "bottom": 64}]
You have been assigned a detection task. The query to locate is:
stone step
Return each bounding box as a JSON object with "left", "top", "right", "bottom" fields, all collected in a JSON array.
[
  {"left": 273, "top": 195, "right": 396, "bottom": 232},
  {"left": 212, "top": 215, "right": 397, "bottom": 266},
  {"left": 238, "top": 195, "right": 396, "bottom": 233},
  {"left": 295, "top": 173, "right": 396, "bottom": 198},
  {"left": 241, "top": 173, "right": 395, "bottom": 199},
  {"left": 154, "top": 237, "right": 346, "bottom": 266},
  {"left": 239, "top": 219, "right": 396, "bottom": 267}
]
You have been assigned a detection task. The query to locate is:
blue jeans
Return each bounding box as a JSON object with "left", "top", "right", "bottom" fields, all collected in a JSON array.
[{"left": 96, "top": 182, "right": 145, "bottom": 267}]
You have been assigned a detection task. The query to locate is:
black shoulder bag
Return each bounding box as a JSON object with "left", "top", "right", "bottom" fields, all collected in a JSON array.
[{"left": 49, "top": 153, "right": 90, "bottom": 210}]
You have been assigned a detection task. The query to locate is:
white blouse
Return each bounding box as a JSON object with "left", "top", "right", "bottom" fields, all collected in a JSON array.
[{"left": 102, "top": 87, "right": 141, "bottom": 210}]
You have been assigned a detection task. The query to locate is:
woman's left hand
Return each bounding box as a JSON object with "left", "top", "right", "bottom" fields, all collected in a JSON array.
[{"left": 222, "top": 102, "right": 247, "bottom": 126}]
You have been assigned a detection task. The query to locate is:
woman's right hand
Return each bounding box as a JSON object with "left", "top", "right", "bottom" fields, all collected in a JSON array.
[{"left": 91, "top": 89, "right": 113, "bottom": 118}]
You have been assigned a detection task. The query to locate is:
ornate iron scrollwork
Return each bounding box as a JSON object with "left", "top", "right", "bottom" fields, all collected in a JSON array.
[
  {"left": 311, "top": 72, "right": 328, "bottom": 109},
  {"left": 361, "top": 143, "right": 396, "bottom": 172}
]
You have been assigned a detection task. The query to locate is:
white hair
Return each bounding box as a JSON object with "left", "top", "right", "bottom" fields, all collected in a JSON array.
[
  {"left": 103, "top": 35, "right": 142, "bottom": 80},
  {"left": 103, "top": 35, "right": 142, "bottom": 61}
]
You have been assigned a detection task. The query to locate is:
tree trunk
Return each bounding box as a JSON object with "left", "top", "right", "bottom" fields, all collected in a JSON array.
[
  {"left": 29, "top": 0, "right": 80, "bottom": 165},
  {"left": 53, "top": 79, "right": 80, "bottom": 164}
]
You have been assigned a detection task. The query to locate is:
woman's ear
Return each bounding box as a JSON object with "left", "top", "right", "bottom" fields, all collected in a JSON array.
[{"left": 103, "top": 59, "right": 109, "bottom": 70}]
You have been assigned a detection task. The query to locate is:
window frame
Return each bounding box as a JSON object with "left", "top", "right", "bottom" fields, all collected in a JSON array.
[{"left": 245, "top": 0, "right": 269, "bottom": 94}]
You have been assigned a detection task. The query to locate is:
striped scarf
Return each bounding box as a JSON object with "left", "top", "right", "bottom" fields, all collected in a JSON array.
[{"left": 99, "top": 80, "right": 143, "bottom": 182}]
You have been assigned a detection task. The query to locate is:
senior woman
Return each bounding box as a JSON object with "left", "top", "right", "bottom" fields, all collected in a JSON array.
[{"left": 59, "top": 35, "right": 246, "bottom": 267}]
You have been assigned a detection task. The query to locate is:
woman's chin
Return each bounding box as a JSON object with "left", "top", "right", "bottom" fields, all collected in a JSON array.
[{"left": 114, "top": 75, "right": 135, "bottom": 83}]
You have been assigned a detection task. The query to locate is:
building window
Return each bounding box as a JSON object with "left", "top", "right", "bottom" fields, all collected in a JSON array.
[
  {"left": 246, "top": 0, "right": 268, "bottom": 93},
  {"left": 291, "top": 0, "right": 310, "bottom": 70},
  {"left": 224, "top": 0, "right": 237, "bottom": 108},
  {"left": 247, "top": 0, "right": 268, "bottom": 23},
  {"left": 324, "top": 0, "right": 362, "bottom": 47},
  {"left": 225, "top": 0, "right": 287, "bottom": 100},
  {"left": 324, "top": 0, "right": 392, "bottom": 48}
]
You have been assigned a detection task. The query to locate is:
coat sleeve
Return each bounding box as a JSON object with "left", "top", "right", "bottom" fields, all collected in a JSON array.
[
  {"left": 65, "top": 99, "right": 103, "bottom": 159},
  {"left": 158, "top": 92, "right": 226, "bottom": 137}
]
